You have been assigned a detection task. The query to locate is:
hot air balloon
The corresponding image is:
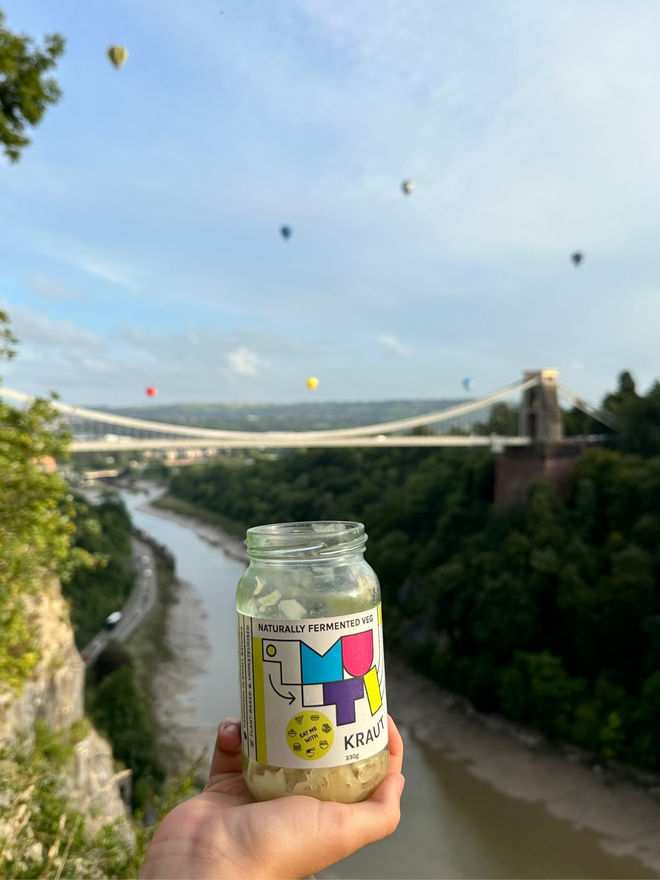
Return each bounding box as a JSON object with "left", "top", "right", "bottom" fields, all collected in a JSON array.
[
  {"left": 462, "top": 377, "right": 474, "bottom": 392},
  {"left": 571, "top": 251, "right": 584, "bottom": 266},
  {"left": 401, "top": 180, "right": 415, "bottom": 196},
  {"left": 280, "top": 226, "right": 293, "bottom": 240},
  {"left": 107, "top": 46, "right": 129, "bottom": 69},
  {"left": 306, "top": 377, "right": 319, "bottom": 391},
  {"left": 145, "top": 386, "right": 157, "bottom": 398}
]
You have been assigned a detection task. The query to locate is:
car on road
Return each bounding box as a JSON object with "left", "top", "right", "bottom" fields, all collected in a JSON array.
[
  {"left": 82, "top": 651, "right": 90, "bottom": 662},
  {"left": 104, "top": 611, "right": 122, "bottom": 630},
  {"left": 143, "top": 569, "right": 152, "bottom": 577},
  {"left": 141, "top": 555, "right": 149, "bottom": 563}
]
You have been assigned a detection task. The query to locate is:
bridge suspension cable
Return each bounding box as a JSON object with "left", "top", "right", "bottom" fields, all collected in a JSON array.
[
  {"left": 0, "top": 376, "right": 538, "bottom": 443},
  {"left": 556, "top": 381, "right": 617, "bottom": 430}
]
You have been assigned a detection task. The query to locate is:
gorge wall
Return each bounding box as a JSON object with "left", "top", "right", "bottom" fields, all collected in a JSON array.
[{"left": 0, "top": 576, "right": 130, "bottom": 838}]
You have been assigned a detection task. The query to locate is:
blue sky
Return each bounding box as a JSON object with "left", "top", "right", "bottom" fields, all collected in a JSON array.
[{"left": 1, "top": 0, "right": 658, "bottom": 405}]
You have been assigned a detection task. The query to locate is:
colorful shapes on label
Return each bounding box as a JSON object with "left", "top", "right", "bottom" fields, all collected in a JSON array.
[
  {"left": 341, "top": 630, "right": 374, "bottom": 677},
  {"left": 364, "top": 666, "right": 382, "bottom": 715},
  {"left": 323, "top": 676, "right": 364, "bottom": 726},
  {"left": 286, "top": 710, "right": 334, "bottom": 760},
  {"left": 301, "top": 639, "right": 343, "bottom": 684}
]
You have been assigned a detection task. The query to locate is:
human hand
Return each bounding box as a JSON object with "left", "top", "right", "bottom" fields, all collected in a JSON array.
[{"left": 140, "top": 715, "right": 404, "bottom": 879}]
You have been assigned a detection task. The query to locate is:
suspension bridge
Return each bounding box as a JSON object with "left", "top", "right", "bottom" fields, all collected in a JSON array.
[{"left": 0, "top": 370, "right": 615, "bottom": 454}]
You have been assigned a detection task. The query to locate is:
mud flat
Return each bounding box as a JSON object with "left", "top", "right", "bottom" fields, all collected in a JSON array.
[
  {"left": 386, "top": 656, "right": 660, "bottom": 875},
  {"left": 150, "top": 575, "right": 218, "bottom": 771}
]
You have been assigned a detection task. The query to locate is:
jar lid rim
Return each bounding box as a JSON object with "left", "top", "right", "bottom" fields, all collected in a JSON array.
[
  {"left": 245, "top": 521, "right": 366, "bottom": 557},
  {"left": 248, "top": 520, "right": 363, "bottom": 537}
]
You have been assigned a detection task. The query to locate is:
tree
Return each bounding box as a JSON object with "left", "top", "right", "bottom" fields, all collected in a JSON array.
[
  {"left": 0, "top": 9, "right": 65, "bottom": 162},
  {"left": 92, "top": 665, "right": 165, "bottom": 803},
  {"left": 0, "top": 311, "right": 89, "bottom": 692}
]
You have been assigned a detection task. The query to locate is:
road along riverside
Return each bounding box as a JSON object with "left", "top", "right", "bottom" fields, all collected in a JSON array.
[{"left": 236, "top": 521, "right": 389, "bottom": 803}]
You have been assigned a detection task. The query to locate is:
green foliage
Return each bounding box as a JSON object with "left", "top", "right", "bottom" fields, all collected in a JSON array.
[
  {"left": 90, "top": 666, "right": 165, "bottom": 809},
  {"left": 0, "top": 728, "right": 136, "bottom": 879},
  {"left": 169, "top": 375, "right": 660, "bottom": 770},
  {"left": 497, "top": 652, "right": 587, "bottom": 739},
  {"left": 58, "top": 488, "right": 168, "bottom": 810},
  {"left": 564, "top": 369, "right": 660, "bottom": 455},
  {"left": 62, "top": 497, "right": 135, "bottom": 650},
  {"left": 0, "top": 720, "right": 200, "bottom": 879},
  {"left": 0, "top": 10, "right": 65, "bottom": 163},
  {"left": 94, "top": 640, "right": 133, "bottom": 684},
  {"left": 33, "top": 718, "right": 76, "bottom": 767},
  {"left": 617, "top": 381, "right": 660, "bottom": 457},
  {"left": 0, "top": 312, "right": 90, "bottom": 693}
]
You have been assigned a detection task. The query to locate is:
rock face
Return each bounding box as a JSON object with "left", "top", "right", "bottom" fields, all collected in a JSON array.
[
  {"left": 0, "top": 577, "right": 130, "bottom": 834},
  {"left": 0, "top": 577, "right": 84, "bottom": 745},
  {"left": 68, "top": 728, "right": 132, "bottom": 837}
]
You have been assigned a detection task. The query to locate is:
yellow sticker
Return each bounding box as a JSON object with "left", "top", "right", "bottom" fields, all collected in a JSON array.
[{"left": 286, "top": 710, "right": 334, "bottom": 761}]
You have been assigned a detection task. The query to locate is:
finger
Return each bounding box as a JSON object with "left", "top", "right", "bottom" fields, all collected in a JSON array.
[
  {"left": 342, "top": 770, "right": 404, "bottom": 847},
  {"left": 208, "top": 717, "right": 242, "bottom": 779},
  {"left": 386, "top": 715, "right": 404, "bottom": 775}
]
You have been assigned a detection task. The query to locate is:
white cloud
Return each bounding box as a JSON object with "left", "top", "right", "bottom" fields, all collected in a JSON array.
[
  {"left": 29, "top": 275, "right": 82, "bottom": 301},
  {"left": 30, "top": 233, "right": 144, "bottom": 292},
  {"left": 1, "top": 1, "right": 658, "bottom": 403},
  {"left": 81, "top": 262, "right": 141, "bottom": 290},
  {"left": 2, "top": 302, "right": 101, "bottom": 349},
  {"left": 227, "top": 347, "right": 260, "bottom": 377},
  {"left": 377, "top": 334, "right": 410, "bottom": 359},
  {"left": 118, "top": 326, "right": 322, "bottom": 367}
]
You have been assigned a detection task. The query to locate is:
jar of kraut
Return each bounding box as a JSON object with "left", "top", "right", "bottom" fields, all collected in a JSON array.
[{"left": 237, "top": 521, "right": 389, "bottom": 803}]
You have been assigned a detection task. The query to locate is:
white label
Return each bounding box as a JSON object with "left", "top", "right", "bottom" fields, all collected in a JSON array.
[{"left": 238, "top": 604, "right": 387, "bottom": 769}]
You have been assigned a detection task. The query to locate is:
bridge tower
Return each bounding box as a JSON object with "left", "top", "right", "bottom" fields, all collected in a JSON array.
[
  {"left": 518, "top": 369, "right": 564, "bottom": 442},
  {"left": 495, "top": 368, "right": 576, "bottom": 507}
]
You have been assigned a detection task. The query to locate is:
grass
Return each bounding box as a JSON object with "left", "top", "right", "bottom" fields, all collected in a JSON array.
[
  {"left": 0, "top": 720, "right": 201, "bottom": 880},
  {"left": 152, "top": 493, "right": 246, "bottom": 538}
]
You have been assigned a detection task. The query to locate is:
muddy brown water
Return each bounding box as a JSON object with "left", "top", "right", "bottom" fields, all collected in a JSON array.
[{"left": 120, "top": 486, "right": 659, "bottom": 879}]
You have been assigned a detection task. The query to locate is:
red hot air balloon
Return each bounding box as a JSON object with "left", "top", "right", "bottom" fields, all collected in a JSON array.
[{"left": 145, "top": 386, "right": 157, "bottom": 398}]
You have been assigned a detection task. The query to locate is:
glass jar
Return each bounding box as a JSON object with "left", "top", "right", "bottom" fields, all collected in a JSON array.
[{"left": 236, "top": 521, "right": 389, "bottom": 803}]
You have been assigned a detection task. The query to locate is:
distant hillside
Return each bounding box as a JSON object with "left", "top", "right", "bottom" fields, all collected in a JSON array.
[{"left": 97, "top": 398, "right": 469, "bottom": 433}]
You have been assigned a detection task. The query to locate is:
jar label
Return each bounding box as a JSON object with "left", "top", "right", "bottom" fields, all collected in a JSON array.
[{"left": 238, "top": 604, "right": 388, "bottom": 769}]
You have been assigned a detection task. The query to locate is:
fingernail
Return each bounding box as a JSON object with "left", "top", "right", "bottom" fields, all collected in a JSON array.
[
  {"left": 219, "top": 720, "right": 240, "bottom": 738},
  {"left": 398, "top": 776, "right": 406, "bottom": 795}
]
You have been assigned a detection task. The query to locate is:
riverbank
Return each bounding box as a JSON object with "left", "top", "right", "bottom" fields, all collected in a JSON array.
[
  {"left": 129, "top": 487, "right": 660, "bottom": 875},
  {"left": 385, "top": 657, "right": 660, "bottom": 874},
  {"left": 151, "top": 493, "right": 248, "bottom": 560}
]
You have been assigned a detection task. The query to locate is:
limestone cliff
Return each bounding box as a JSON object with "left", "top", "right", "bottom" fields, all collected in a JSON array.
[{"left": 0, "top": 576, "right": 130, "bottom": 835}]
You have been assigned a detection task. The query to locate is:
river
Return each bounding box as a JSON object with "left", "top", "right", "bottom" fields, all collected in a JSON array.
[{"left": 119, "top": 485, "right": 660, "bottom": 879}]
